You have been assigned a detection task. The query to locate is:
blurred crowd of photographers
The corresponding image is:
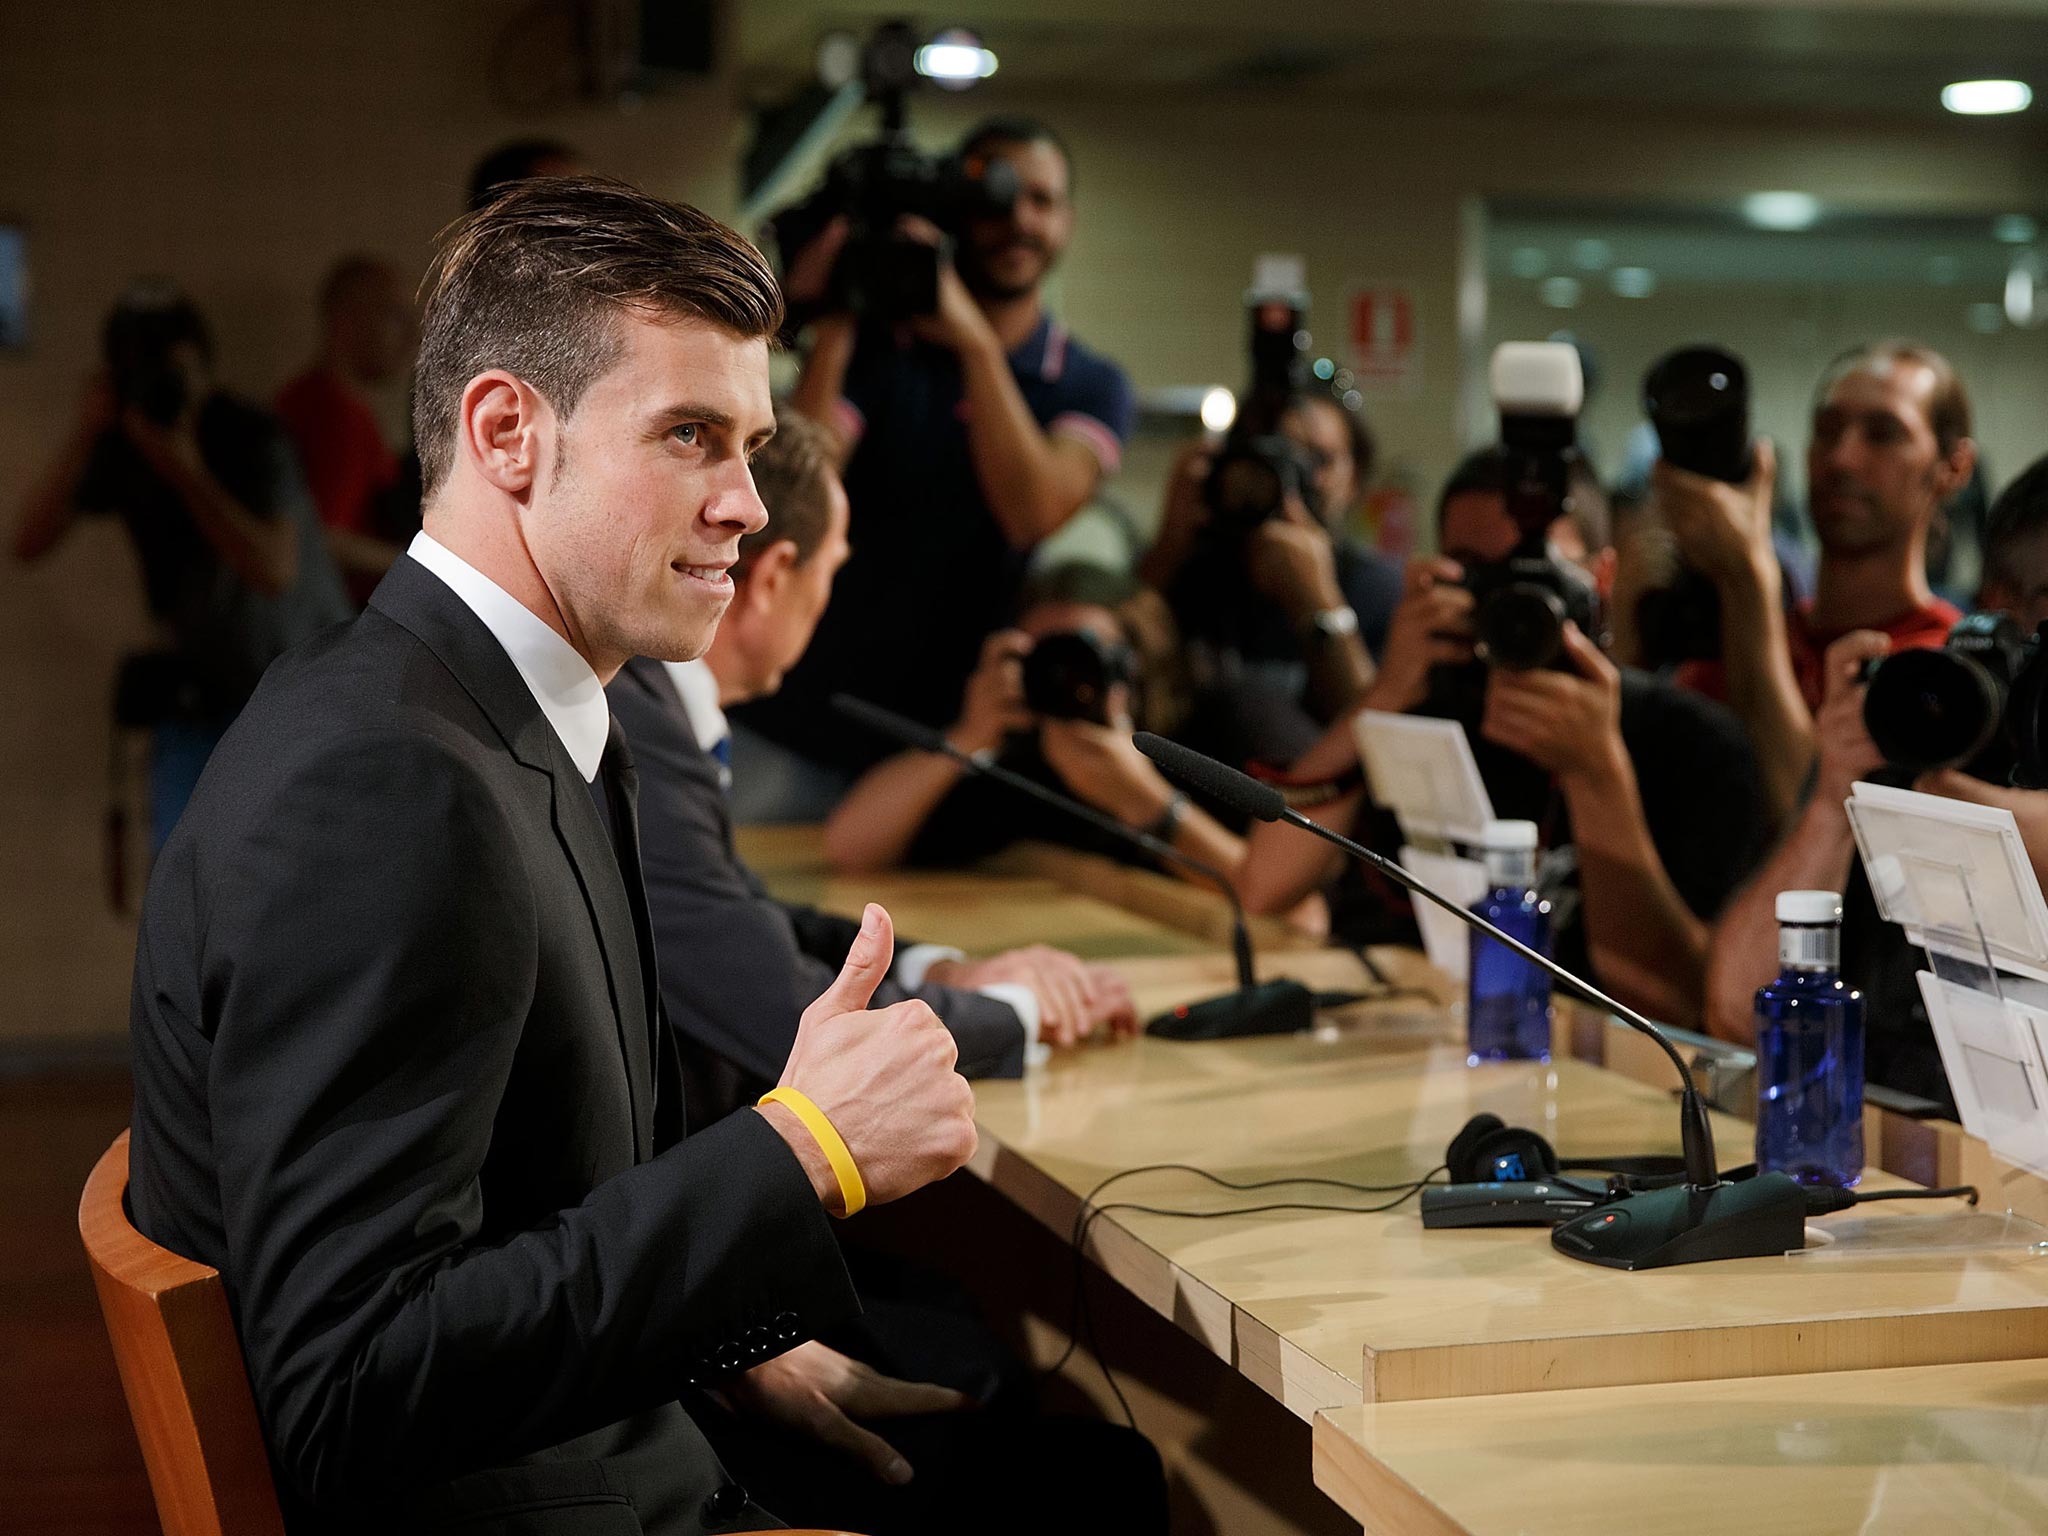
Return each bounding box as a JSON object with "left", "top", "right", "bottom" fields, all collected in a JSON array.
[{"left": 21, "top": 106, "right": 2048, "bottom": 1123}]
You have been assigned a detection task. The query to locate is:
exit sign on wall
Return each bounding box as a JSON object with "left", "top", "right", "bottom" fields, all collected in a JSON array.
[{"left": 1348, "top": 286, "right": 1420, "bottom": 398}]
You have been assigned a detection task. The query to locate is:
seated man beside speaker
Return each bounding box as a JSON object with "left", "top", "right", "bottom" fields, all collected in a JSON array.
[
  {"left": 608, "top": 410, "right": 1139, "bottom": 1118},
  {"left": 1236, "top": 447, "right": 1773, "bottom": 1030},
  {"left": 1705, "top": 455, "right": 2048, "bottom": 1116}
]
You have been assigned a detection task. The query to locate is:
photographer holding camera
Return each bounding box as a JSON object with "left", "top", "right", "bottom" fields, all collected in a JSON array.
[
  {"left": 1654, "top": 342, "right": 1976, "bottom": 823},
  {"left": 1142, "top": 384, "right": 1401, "bottom": 768},
  {"left": 823, "top": 562, "right": 1247, "bottom": 885},
  {"left": 1236, "top": 433, "right": 1773, "bottom": 1026},
  {"left": 14, "top": 283, "right": 350, "bottom": 845},
  {"left": 1705, "top": 456, "right": 2048, "bottom": 1112},
  {"left": 733, "top": 116, "right": 1135, "bottom": 820}
]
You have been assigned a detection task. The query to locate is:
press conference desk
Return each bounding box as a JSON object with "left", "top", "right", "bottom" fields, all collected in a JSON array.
[
  {"left": 1311, "top": 1359, "right": 2048, "bottom": 1535},
  {"left": 738, "top": 830, "right": 2048, "bottom": 1530}
]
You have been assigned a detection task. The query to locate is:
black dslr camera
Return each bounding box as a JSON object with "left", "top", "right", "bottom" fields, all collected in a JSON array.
[
  {"left": 1639, "top": 345, "right": 1753, "bottom": 667},
  {"left": 1021, "top": 630, "right": 1136, "bottom": 726},
  {"left": 1465, "top": 342, "right": 1602, "bottom": 672},
  {"left": 1861, "top": 613, "right": 2048, "bottom": 788},
  {"left": 1203, "top": 268, "right": 1320, "bottom": 532},
  {"left": 767, "top": 24, "right": 1016, "bottom": 321},
  {"left": 104, "top": 283, "right": 208, "bottom": 427}
]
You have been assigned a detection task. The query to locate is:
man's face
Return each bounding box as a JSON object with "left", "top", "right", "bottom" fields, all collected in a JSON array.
[
  {"left": 529, "top": 312, "right": 772, "bottom": 673},
  {"left": 1807, "top": 362, "right": 1959, "bottom": 558},
  {"left": 1280, "top": 398, "right": 1357, "bottom": 530},
  {"left": 1439, "top": 489, "right": 1589, "bottom": 567},
  {"left": 756, "top": 475, "right": 852, "bottom": 692},
  {"left": 959, "top": 139, "right": 1074, "bottom": 302}
]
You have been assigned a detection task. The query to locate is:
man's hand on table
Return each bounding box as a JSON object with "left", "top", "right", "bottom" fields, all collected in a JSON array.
[
  {"left": 929, "top": 945, "right": 1141, "bottom": 1047},
  {"left": 721, "top": 1339, "right": 974, "bottom": 1486}
]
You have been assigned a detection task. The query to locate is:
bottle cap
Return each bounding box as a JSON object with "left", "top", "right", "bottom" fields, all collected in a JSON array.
[
  {"left": 1776, "top": 890, "right": 1842, "bottom": 925},
  {"left": 1480, "top": 819, "right": 1539, "bottom": 851}
]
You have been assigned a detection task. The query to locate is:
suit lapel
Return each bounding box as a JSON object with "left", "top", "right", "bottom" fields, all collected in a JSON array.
[{"left": 370, "top": 558, "right": 656, "bottom": 1159}]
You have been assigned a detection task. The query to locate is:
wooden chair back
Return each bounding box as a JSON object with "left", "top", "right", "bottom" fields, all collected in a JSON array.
[
  {"left": 80, "top": 1129, "right": 874, "bottom": 1536},
  {"left": 78, "top": 1130, "right": 286, "bottom": 1536}
]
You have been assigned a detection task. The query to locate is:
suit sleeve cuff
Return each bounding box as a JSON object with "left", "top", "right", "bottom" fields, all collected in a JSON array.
[
  {"left": 975, "top": 981, "right": 1046, "bottom": 1066},
  {"left": 895, "top": 943, "right": 966, "bottom": 990}
]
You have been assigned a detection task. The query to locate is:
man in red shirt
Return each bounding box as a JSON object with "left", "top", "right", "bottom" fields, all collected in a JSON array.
[
  {"left": 1655, "top": 341, "right": 1976, "bottom": 822},
  {"left": 276, "top": 255, "right": 416, "bottom": 605}
]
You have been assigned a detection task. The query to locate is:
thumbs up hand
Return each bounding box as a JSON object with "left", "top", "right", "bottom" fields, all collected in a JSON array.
[{"left": 760, "top": 904, "right": 978, "bottom": 1212}]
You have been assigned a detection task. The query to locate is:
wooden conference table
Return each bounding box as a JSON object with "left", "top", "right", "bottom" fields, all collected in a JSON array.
[{"left": 739, "top": 831, "right": 2048, "bottom": 1531}]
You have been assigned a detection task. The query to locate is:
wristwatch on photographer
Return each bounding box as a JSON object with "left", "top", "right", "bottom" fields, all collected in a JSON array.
[
  {"left": 1143, "top": 790, "right": 1190, "bottom": 843},
  {"left": 1303, "top": 604, "right": 1361, "bottom": 644}
]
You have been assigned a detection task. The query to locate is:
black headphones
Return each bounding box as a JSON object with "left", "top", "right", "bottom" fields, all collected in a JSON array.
[{"left": 1444, "top": 1113, "right": 1688, "bottom": 1186}]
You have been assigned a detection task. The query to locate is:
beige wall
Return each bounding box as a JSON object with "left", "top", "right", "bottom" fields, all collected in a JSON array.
[
  {"left": 0, "top": 0, "right": 742, "bottom": 1045},
  {"left": 4, "top": 5, "right": 2046, "bottom": 1044}
]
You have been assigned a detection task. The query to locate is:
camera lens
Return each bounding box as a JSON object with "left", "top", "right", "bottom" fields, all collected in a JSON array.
[
  {"left": 1644, "top": 345, "right": 1751, "bottom": 484},
  {"left": 1209, "top": 453, "right": 1283, "bottom": 526},
  {"left": 1862, "top": 648, "right": 2004, "bottom": 773},
  {"left": 1476, "top": 583, "right": 1567, "bottom": 672}
]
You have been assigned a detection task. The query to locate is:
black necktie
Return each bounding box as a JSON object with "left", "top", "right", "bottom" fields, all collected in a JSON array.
[{"left": 590, "top": 723, "right": 665, "bottom": 1112}]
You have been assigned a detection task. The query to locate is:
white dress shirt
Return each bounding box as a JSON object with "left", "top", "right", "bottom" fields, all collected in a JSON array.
[{"left": 408, "top": 532, "right": 610, "bottom": 782}]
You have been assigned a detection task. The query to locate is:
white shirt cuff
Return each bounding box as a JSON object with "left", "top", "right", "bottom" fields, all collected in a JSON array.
[
  {"left": 894, "top": 943, "right": 966, "bottom": 991},
  {"left": 974, "top": 981, "right": 1047, "bottom": 1067}
]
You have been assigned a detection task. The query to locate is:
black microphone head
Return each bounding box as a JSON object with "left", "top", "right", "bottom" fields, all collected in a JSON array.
[
  {"left": 830, "top": 693, "right": 949, "bottom": 756},
  {"left": 1132, "top": 733, "right": 1288, "bottom": 823}
]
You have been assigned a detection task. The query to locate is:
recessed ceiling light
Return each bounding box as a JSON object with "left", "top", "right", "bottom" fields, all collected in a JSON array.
[
  {"left": 1942, "top": 79, "right": 2032, "bottom": 116},
  {"left": 1539, "top": 276, "right": 1582, "bottom": 308},
  {"left": 1995, "top": 214, "right": 2038, "bottom": 245},
  {"left": 915, "top": 30, "right": 998, "bottom": 84},
  {"left": 1743, "top": 191, "right": 1821, "bottom": 231},
  {"left": 1610, "top": 267, "right": 1657, "bottom": 298},
  {"left": 1572, "top": 238, "right": 1612, "bottom": 272},
  {"left": 1509, "top": 247, "right": 1548, "bottom": 279}
]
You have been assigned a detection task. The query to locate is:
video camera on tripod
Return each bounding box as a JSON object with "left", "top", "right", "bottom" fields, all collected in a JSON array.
[{"left": 767, "top": 22, "right": 1016, "bottom": 321}]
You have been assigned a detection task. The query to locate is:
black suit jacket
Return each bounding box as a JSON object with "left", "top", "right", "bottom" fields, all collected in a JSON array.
[
  {"left": 607, "top": 658, "right": 1026, "bottom": 1112},
  {"left": 128, "top": 556, "right": 860, "bottom": 1535}
]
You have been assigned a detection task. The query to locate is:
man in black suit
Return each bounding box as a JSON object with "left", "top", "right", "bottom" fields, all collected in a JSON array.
[
  {"left": 609, "top": 408, "right": 1140, "bottom": 1114},
  {"left": 126, "top": 178, "right": 981, "bottom": 1535}
]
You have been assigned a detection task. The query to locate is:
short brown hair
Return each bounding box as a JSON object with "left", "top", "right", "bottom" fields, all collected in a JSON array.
[
  {"left": 1816, "top": 340, "right": 1973, "bottom": 455},
  {"left": 412, "top": 176, "right": 783, "bottom": 496},
  {"left": 739, "top": 407, "right": 838, "bottom": 571}
]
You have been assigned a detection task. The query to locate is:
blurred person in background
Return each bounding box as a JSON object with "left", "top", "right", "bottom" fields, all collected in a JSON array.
[
  {"left": 275, "top": 254, "right": 417, "bottom": 605},
  {"left": 1235, "top": 449, "right": 1772, "bottom": 1026},
  {"left": 1705, "top": 454, "right": 2048, "bottom": 1115},
  {"left": 823, "top": 562, "right": 1247, "bottom": 887},
  {"left": 14, "top": 282, "right": 349, "bottom": 846},
  {"left": 1655, "top": 341, "right": 1976, "bottom": 822},
  {"left": 1141, "top": 388, "right": 1402, "bottom": 768},
  {"left": 468, "top": 137, "right": 586, "bottom": 210},
  {"left": 736, "top": 115, "right": 1135, "bottom": 821}
]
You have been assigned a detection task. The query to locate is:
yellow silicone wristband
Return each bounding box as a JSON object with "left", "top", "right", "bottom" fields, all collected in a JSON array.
[{"left": 759, "top": 1087, "right": 867, "bottom": 1218}]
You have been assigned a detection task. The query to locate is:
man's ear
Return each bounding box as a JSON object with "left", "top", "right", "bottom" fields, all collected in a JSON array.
[
  {"left": 736, "top": 538, "right": 802, "bottom": 617},
  {"left": 1935, "top": 436, "right": 1979, "bottom": 504},
  {"left": 457, "top": 370, "right": 549, "bottom": 494}
]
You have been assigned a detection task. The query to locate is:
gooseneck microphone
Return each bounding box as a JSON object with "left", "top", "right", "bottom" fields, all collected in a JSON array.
[
  {"left": 1133, "top": 731, "right": 1818, "bottom": 1271},
  {"left": 831, "top": 696, "right": 1315, "bottom": 1039}
]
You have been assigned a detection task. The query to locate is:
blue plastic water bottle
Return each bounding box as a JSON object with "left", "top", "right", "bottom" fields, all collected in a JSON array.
[
  {"left": 1467, "top": 820, "right": 1553, "bottom": 1064},
  {"left": 1754, "top": 890, "right": 1865, "bottom": 1188}
]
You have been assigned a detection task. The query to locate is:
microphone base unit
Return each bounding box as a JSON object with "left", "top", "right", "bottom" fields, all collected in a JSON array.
[
  {"left": 1550, "top": 1172, "right": 1808, "bottom": 1270},
  {"left": 1421, "top": 1179, "right": 1610, "bottom": 1228},
  {"left": 1146, "top": 977, "right": 1316, "bottom": 1042}
]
